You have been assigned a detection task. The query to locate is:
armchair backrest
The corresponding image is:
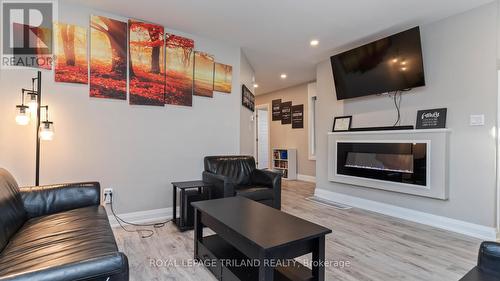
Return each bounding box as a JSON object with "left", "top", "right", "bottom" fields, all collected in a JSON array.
[
  {"left": 0, "top": 169, "right": 26, "bottom": 252},
  {"left": 204, "top": 156, "right": 256, "bottom": 186}
]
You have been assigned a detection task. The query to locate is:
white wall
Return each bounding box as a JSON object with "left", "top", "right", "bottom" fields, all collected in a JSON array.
[
  {"left": 0, "top": 2, "right": 242, "bottom": 214},
  {"left": 240, "top": 51, "right": 256, "bottom": 155},
  {"left": 315, "top": 3, "right": 498, "bottom": 227}
]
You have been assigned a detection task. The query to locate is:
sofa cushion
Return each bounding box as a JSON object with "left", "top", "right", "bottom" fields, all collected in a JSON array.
[
  {"left": 0, "top": 169, "right": 26, "bottom": 252},
  {"left": 204, "top": 156, "right": 256, "bottom": 186},
  {"left": 235, "top": 185, "right": 274, "bottom": 201},
  {"left": 0, "top": 205, "right": 125, "bottom": 280}
]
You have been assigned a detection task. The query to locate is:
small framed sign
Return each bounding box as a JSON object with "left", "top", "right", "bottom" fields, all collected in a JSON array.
[
  {"left": 291, "top": 104, "right": 304, "bottom": 129},
  {"left": 281, "top": 101, "right": 292, "bottom": 124},
  {"left": 333, "top": 116, "right": 352, "bottom": 132},
  {"left": 416, "top": 108, "right": 447, "bottom": 129},
  {"left": 241, "top": 85, "right": 255, "bottom": 112},
  {"left": 272, "top": 99, "right": 282, "bottom": 121}
]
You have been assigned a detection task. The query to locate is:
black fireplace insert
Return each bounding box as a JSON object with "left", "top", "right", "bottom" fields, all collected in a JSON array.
[{"left": 337, "top": 142, "right": 427, "bottom": 186}]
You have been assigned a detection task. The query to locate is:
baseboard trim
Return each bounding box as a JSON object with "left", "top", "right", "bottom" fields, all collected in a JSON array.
[
  {"left": 314, "top": 188, "right": 497, "bottom": 240},
  {"left": 107, "top": 207, "right": 174, "bottom": 228},
  {"left": 297, "top": 174, "right": 316, "bottom": 183}
]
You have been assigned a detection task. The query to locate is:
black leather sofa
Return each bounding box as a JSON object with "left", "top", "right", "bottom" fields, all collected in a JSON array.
[
  {"left": 460, "top": 241, "right": 500, "bottom": 281},
  {"left": 0, "top": 168, "right": 128, "bottom": 281},
  {"left": 202, "top": 156, "right": 282, "bottom": 209}
]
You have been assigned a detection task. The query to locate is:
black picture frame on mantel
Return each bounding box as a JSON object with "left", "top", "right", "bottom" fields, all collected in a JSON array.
[
  {"left": 332, "top": 116, "right": 352, "bottom": 132},
  {"left": 416, "top": 108, "right": 447, "bottom": 129}
]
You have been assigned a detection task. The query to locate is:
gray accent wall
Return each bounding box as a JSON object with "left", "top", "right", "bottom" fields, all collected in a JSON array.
[{"left": 315, "top": 3, "right": 498, "bottom": 227}]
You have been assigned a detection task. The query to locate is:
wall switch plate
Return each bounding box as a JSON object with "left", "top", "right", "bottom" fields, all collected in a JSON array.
[{"left": 470, "top": 114, "right": 485, "bottom": 126}]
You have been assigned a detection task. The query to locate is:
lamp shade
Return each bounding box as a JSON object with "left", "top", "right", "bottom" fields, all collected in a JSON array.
[
  {"left": 15, "top": 105, "right": 30, "bottom": 125},
  {"left": 39, "top": 121, "right": 54, "bottom": 141},
  {"left": 27, "top": 93, "right": 38, "bottom": 113}
]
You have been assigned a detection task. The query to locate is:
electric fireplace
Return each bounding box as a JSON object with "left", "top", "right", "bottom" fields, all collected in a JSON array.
[{"left": 336, "top": 142, "right": 427, "bottom": 186}]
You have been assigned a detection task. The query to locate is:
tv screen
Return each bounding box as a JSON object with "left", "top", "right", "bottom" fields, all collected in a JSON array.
[{"left": 331, "top": 27, "right": 425, "bottom": 100}]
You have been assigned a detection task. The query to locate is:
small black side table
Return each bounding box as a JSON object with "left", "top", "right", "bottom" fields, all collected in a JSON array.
[{"left": 172, "top": 181, "right": 213, "bottom": 232}]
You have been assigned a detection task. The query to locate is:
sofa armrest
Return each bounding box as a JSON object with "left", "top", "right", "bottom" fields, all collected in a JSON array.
[
  {"left": 251, "top": 169, "right": 282, "bottom": 209},
  {"left": 202, "top": 172, "right": 235, "bottom": 199},
  {"left": 478, "top": 241, "right": 500, "bottom": 275},
  {"left": 19, "top": 182, "right": 101, "bottom": 218}
]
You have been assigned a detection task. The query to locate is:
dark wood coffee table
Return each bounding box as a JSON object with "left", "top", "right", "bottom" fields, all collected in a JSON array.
[{"left": 192, "top": 197, "right": 332, "bottom": 281}]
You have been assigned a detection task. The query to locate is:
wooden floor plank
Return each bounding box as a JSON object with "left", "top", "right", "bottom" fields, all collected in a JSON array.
[{"left": 113, "top": 180, "right": 480, "bottom": 281}]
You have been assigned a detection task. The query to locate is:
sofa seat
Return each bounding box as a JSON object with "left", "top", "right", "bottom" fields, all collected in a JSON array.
[
  {"left": 235, "top": 185, "right": 274, "bottom": 201},
  {"left": 0, "top": 206, "right": 127, "bottom": 281}
]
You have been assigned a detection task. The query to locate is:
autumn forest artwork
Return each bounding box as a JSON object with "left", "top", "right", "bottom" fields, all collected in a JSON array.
[
  {"left": 214, "top": 63, "right": 232, "bottom": 93},
  {"left": 54, "top": 23, "right": 87, "bottom": 84},
  {"left": 194, "top": 51, "right": 214, "bottom": 98},
  {"left": 165, "top": 34, "right": 194, "bottom": 106},
  {"left": 129, "top": 20, "right": 165, "bottom": 106},
  {"left": 90, "top": 15, "right": 127, "bottom": 100}
]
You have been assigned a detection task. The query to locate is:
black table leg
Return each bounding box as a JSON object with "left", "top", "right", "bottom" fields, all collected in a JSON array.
[
  {"left": 194, "top": 209, "right": 203, "bottom": 259},
  {"left": 172, "top": 185, "right": 177, "bottom": 224},
  {"left": 312, "top": 236, "right": 325, "bottom": 281},
  {"left": 258, "top": 251, "right": 274, "bottom": 281},
  {"left": 180, "top": 189, "right": 185, "bottom": 228}
]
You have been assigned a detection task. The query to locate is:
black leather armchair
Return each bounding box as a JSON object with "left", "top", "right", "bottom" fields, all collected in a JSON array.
[
  {"left": 0, "top": 168, "right": 128, "bottom": 281},
  {"left": 202, "top": 156, "right": 282, "bottom": 209},
  {"left": 460, "top": 241, "right": 500, "bottom": 281}
]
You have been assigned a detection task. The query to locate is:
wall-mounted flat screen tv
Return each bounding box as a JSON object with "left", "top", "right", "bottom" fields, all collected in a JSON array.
[{"left": 330, "top": 27, "right": 426, "bottom": 100}]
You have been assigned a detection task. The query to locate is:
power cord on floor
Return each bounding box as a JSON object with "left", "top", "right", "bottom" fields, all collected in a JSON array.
[{"left": 108, "top": 193, "right": 172, "bottom": 239}]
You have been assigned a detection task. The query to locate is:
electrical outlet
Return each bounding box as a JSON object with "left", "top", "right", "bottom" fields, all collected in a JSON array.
[{"left": 103, "top": 188, "right": 113, "bottom": 204}]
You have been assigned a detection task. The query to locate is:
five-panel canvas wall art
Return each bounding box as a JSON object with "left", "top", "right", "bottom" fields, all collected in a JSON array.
[{"left": 52, "top": 15, "right": 233, "bottom": 107}]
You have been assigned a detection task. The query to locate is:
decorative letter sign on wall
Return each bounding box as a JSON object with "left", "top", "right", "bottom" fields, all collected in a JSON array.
[
  {"left": 291, "top": 104, "right": 304, "bottom": 129},
  {"left": 281, "top": 101, "right": 292, "bottom": 124},
  {"left": 241, "top": 84, "right": 255, "bottom": 111},
  {"left": 416, "top": 108, "right": 447, "bottom": 129},
  {"left": 272, "top": 99, "right": 281, "bottom": 121}
]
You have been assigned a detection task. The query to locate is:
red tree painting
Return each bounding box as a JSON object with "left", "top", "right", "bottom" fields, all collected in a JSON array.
[
  {"left": 54, "top": 23, "right": 88, "bottom": 84},
  {"left": 194, "top": 51, "right": 214, "bottom": 98},
  {"left": 129, "top": 20, "right": 165, "bottom": 106},
  {"left": 165, "top": 34, "right": 194, "bottom": 106},
  {"left": 90, "top": 15, "right": 127, "bottom": 100}
]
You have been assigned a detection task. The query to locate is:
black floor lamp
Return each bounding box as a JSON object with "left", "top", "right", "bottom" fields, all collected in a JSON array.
[{"left": 15, "top": 71, "right": 54, "bottom": 186}]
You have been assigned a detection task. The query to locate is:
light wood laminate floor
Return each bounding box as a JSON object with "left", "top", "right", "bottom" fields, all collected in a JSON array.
[{"left": 113, "top": 180, "right": 481, "bottom": 281}]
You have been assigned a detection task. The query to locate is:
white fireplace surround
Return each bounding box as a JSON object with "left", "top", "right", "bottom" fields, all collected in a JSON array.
[{"left": 328, "top": 129, "right": 451, "bottom": 200}]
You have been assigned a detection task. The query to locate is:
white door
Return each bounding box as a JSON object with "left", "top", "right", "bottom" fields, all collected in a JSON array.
[{"left": 256, "top": 107, "right": 270, "bottom": 169}]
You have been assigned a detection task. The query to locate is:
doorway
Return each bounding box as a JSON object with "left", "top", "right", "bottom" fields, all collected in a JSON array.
[{"left": 256, "top": 104, "right": 270, "bottom": 169}]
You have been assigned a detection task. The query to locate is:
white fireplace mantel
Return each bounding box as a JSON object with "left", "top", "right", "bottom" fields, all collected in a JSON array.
[{"left": 328, "top": 129, "right": 451, "bottom": 200}]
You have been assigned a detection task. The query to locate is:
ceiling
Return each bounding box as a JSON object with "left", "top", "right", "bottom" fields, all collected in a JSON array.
[{"left": 67, "top": 0, "right": 493, "bottom": 94}]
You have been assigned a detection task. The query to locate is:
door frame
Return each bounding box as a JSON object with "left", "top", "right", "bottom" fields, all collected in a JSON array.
[{"left": 255, "top": 103, "right": 271, "bottom": 169}]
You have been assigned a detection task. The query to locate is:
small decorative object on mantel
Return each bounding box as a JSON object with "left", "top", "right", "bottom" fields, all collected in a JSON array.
[
  {"left": 281, "top": 101, "right": 292, "bottom": 124},
  {"left": 272, "top": 99, "right": 282, "bottom": 121},
  {"left": 332, "top": 116, "right": 352, "bottom": 132},
  {"left": 416, "top": 108, "right": 447, "bottom": 129},
  {"left": 241, "top": 84, "right": 255, "bottom": 111},
  {"left": 291, "top": 104, "right": 304, "bottom": 129}
]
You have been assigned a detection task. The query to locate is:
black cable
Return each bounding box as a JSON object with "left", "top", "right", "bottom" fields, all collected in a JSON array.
[
  {"left": 108, "top": 193, "right": 172, "bottom": 238},
  {"left": 392, "top": 91, "right": 401, "bottom": 127}
]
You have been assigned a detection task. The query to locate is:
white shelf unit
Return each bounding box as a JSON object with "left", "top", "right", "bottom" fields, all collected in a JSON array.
[{"left": 272, "top": 148, "right": 297, "bottom": 180}]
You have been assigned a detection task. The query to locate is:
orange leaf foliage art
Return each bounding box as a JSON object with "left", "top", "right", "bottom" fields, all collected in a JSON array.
[
  {"left": 194, "top": 51, "right": 214, "bottom": 98},
  {"left": 54, "top": 22, "right": 88, "bottom": 84},
  {"left": 165, "top": 34, "right": 195, "bottom": 106},
  {"left": 128, "top": 19, "right": 165, "bottom": 106},
  {"left": 214, "top": 63, "right": 232, "bottom": 94},
  {"left": 90, "top": 15, "right": 127, "bottom": 100}
]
